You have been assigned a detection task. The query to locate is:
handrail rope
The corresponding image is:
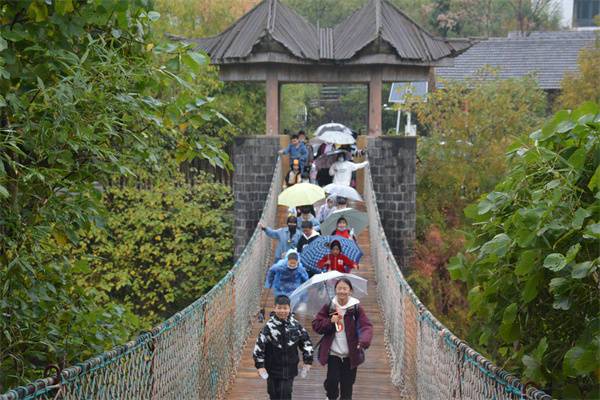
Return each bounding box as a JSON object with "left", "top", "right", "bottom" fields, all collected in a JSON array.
[
  {"left": 0, "top": 157, "right": 283, "bottom": 400},
  {"left": 363, "top": 161, "right": 551, "bottom": 400}
]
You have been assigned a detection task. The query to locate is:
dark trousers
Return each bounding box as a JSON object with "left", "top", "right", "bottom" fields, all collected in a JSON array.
[
  {"left": 325, "top": 355, "right": 357, "bottom": 400},
  {"left": 267, "top": 377, "right": 294, "bottom": 400}
]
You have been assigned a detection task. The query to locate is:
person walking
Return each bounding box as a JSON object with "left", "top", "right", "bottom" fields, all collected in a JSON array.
[
  {"left": 330, "top": 217, "right": 356, "bottom": 241},
  {"left": 317, "top": 240, "right": 358, "bottom": 273},
  {"left": 312, "top": 278, "right": 373, "bottom": 400},
  {"left": 298, "top": 206, "right": 321, "bottom": 233},
  {"left": 298, "top": 130, "right": 314, "bottom": 175},
  {"left": 296, "top": 220, "right": 320, "bottom": 254},
  {"left": 279, "top": 134, "right": 308, "bottom": 171},
  {"left": 284, "top": 159, "right": 303, "bottom": 188},
  {"left": 328, "top": 153, "right": 368, "bottom": 186},
  {"left": 253, "top": 295, "right": 313, "bottom": 400},
  {"left": 259, "top": 216, "right": 302, "bottom": 261},
  {"left": 265, "top": 250, "right": 309, "bottom": 297},
  {"left": 317, "top": 195, "right": 337, "bottom": 222}
]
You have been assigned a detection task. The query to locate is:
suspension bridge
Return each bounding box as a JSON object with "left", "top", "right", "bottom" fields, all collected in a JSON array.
[{"left": 1, "top": 159, "right": 551, "bottom": 400}]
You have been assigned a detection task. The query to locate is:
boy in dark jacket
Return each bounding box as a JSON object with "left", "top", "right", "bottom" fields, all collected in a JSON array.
[{"left": 253, "top": 295, "right": 314, "bottom": 400}]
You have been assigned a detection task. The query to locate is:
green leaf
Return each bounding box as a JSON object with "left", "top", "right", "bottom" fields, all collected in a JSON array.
[
  {"left": 567, "top": 148, "right": 587, "bottom": 171},
  {"left": 502, "top": 303, "right": 518, "bottom": 324},
  {"left": 448, "top": 254, "right": 466, "bottom": 280},
  {"left": 0, "top": 35, "right": 7, "bottom": 52},
  {"left": 515, "top": 249, "right": 539, "bottom": 276},
  {"left": 55, "top": 0, "right": 74, "bottom": 15},
  {"left": 552, "top": 296, "right": 571, "bottom": 310},
  {"left": 147, "top": 11, "right": 161, "bottom": 21},
  {"left": 573, "top": 346, "right": 598, "bottom": 374},
  {"left": 522, "top": 274, "right": 539, "bottom": 303},
  {"left": 583, "top": 222, "right": 600, "bottom": 239},
  {"left": 565, "top": 243, "right": 581, "bottom": 264},
  {"left": 0, "top": 184, "right": 9, "bottom": 198},
  {"left": 543, "top": 253, "right": 566, "bottom": 272},
  {"left": 589, "top": 165, "right": 600, "bottom": 191},
  {"left": 480, "top": 233, "right": 511, "bottom": 257},
  {"left": 571, "top": 261, "right": 594, "bottom": 279},
  {"left": 563, "top": 346, "right": 585, "bottom": 376},
  {"left": 572, "top": 208, "right": 591, "bottom": 229},
  {"left": 27, "top": 1, "right": 48, "bottom": 22}
]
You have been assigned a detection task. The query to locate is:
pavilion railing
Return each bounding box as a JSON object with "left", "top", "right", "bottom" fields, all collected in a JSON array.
[
  {"left": 364, "top": 165, "right": 551, "bottom": 400},
  {"left": 0, "top": 159, "right": 282, "bottom": 400}
]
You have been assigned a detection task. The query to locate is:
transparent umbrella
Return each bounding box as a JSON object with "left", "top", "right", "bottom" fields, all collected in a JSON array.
[
  {"left": 315, "top": 123, "right": 353, "bottom": 137},
  {"left": 289, "top": 271, "right": 368, "bottom": 315},
  {"left": 323, "top": 183, "right": 363, "bottom": 201}
]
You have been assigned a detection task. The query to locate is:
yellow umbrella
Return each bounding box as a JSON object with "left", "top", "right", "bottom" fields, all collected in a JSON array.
[{"left": 278, "top": 183, "right": 326, "bottom": 208}]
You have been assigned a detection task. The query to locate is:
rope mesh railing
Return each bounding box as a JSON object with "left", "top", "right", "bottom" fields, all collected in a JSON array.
[
  {"left": 3, "top": 157, "right": 554, "bottom": 400},
  {"left": 364, "top": 165, "right": 551, "bottom": 400},
  {"left": 0, "top": 159, "right": 282, "bottom": 400}
]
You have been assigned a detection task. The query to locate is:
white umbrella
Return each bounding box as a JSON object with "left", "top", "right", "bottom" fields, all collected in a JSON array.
[
  {"left": 323, "top": 183, "right": 363, "bottom": 202},
  {"left": 315, "top": 123, "right": 353, "bottom": 137},
  {"left": 312, "top": 130, "right": 355, "bottom": 145},
  {"left": 289, "top": 271, "right": 368, "bottom": 315}
]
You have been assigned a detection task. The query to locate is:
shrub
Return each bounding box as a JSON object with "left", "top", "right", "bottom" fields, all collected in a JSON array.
[
  {"left": 71, "top": 174, "right": 234, "bottom": 326},
  {"left": 449, "top": 103, "right": 600, "bottom": 398}
]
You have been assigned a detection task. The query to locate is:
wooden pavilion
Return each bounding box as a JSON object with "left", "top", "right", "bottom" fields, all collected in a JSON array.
[{"left": 187, "top": 0, "right": 471, "bottom": 136}]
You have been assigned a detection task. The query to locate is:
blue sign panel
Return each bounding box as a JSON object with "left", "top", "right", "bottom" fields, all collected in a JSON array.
[{"left": 388, "top": 81, "right": 428, "bottom": 104}]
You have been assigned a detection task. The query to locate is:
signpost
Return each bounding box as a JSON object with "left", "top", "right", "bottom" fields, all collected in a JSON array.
[{"left": 387, "top": 81, "right": 428, "bottom": 136}]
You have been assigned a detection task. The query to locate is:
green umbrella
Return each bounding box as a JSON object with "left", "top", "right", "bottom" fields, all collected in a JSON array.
[
  {"left": 278, "top": 182, "right": 326, "bottom": 208},
  {"left": 321, "top": 208, "right": 369, "bottom": 236}
]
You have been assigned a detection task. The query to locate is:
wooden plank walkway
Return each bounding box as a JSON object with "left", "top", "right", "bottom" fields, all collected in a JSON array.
[{"left": 226, "top": 205, "right": 400, "bottom": 400}]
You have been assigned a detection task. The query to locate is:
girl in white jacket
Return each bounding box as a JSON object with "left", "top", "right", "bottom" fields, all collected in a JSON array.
[{"left": 328, "top": 153, "right": 368, "bottom": 186}]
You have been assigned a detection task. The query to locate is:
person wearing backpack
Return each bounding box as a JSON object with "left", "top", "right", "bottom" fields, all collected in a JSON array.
[{"left": 312, "top": 278, "right": 373, "bottom": 400}]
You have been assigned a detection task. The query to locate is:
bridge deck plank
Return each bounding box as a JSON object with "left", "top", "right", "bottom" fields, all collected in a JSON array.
[{"left": 226, "top": 205, "right": 400, "bottom": 400}]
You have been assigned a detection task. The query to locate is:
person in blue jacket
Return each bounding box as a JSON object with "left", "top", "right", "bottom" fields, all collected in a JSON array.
[
  {"left": 265, "top": 250, "right": 310, "bottom": 298},
  {"left": 279, "top": 134, "right": 308, "bottom": 171},
  {"left": 258, "top": 216, "right": 302, "bottom": 261}
]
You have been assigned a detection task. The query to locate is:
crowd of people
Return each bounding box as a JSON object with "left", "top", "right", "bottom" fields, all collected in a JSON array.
[
  {"left": 252, "top": 127, "right": 373, "bottom": 400},
  {"left": 279, "top": 130, "right": 368, "bottom": 189}
]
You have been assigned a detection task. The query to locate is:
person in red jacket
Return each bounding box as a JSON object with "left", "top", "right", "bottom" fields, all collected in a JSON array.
[{"left": 317, "top": 240, "right": 358, "bottom": 273}]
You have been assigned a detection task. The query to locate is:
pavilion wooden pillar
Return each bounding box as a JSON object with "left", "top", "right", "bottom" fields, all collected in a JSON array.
[
  {"left": 368, "top": 68, "right": 383, "bottom": 136},
  {"left": 266, "top": 69, "right": 279, "bottom": 136}
]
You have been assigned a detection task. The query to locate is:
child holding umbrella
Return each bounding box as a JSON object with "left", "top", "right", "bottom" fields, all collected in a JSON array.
[{"left": 317, "top": 240, "right": 358, "bottom": 273}]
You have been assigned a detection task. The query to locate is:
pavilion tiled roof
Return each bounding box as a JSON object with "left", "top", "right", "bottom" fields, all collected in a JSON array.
[
  {"left": 436, "top": 30, "right": 598, "bottom": 90},
  {"left": 191, "top": 0, "right": 470, "bottom": 64}
]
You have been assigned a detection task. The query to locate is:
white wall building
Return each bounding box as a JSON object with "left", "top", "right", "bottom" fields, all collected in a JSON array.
[{"left": 549, "top": 0, "right": 599, "bottom": 29}]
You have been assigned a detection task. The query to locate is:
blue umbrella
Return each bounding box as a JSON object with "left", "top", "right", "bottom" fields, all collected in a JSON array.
[{"left": 300, "top": 235, "right": 363, "bottom": 271}]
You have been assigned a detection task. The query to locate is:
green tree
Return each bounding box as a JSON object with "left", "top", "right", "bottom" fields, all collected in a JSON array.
[
  {"left": 66, "top": 174, "right": 233, "bottom": 327},
  {"left": 449, "top": 103, "right": 600, "bottom": 398},
  {"left": 557, "top": 37, "right": 600, "bottom": 111},
  {"left": 0, "top": 0, "right": 228, "bottom": 389},
  {"left": 410, "top": 72, "right": 547, "bottom": 230},
  {"left": 404, "top": 73, "right": 547, "bottom": 333}
]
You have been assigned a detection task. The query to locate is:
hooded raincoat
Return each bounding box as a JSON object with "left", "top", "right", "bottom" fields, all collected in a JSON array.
[
  {"left": 265, "top": 250, "right": 310, "bottom": 297},
  {"left": 263, "top": 226, "right": 302, "bottom": 260}
]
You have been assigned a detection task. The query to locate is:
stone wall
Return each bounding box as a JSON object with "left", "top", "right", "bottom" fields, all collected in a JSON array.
[
  {"left": 232, "top": 136, "right": 281, "bottom": 259},
  {"left": 367, "top": 137, "right": 416, "bottom": 269}
]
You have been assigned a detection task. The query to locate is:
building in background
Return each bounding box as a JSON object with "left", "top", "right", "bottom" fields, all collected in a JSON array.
[
  {"left": 435, "top": 30, "right": 597, "bottom": 107},
  {"left": 551, "top": 0, "right": 599, "bottom": 28}
]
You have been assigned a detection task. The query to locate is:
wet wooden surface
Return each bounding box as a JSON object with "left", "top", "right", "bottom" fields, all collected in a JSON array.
[{"left": 225, "top": 205, "right": 400, "bottom": 399}]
